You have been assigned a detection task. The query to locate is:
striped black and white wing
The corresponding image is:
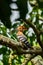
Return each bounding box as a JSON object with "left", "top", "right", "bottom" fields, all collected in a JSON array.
[{"left": 17, "top": 34, "right": 32, "bottom": 49}]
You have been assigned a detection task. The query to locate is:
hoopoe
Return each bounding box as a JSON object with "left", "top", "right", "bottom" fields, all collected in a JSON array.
[{"left": 16, "top": 25, "right": 32, "bottom": 49}]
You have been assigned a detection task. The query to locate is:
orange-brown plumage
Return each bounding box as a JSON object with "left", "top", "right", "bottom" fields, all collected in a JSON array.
[
  {"left": 17, "top": 25, "right": 27, "bottom": 32},
  {"left": 17, "top": 25, "right": 32, "bottom": 49}
]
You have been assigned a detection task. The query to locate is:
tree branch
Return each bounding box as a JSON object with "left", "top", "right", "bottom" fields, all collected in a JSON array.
[
  {"left": 0, "top": 34, "right": 21, "bottom": 51},
  {"left": 0, "top": 34, "right": 42, "bottom": 55},
  {"left": 22, "top": 20, "right": 40, "bottom": 35},
  {"left": 31, "top": 55, "right": 43, "bottom": 65},
  {"left": 19, "top": 49, "right": 42, "bottom": 55},
  {"left": 21, "top": 54, "right": 37, "bottom": 65},
  {"left": 22, "top": 20, "right": 43, "bottom": 49}
]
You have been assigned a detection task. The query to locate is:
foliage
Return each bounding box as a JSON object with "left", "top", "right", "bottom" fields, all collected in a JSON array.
[{"left": 0, "top": 0, "right": 43, "bottom": 65}]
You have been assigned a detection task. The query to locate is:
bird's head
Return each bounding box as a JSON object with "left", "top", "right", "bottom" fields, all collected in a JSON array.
[{"left": 17, "top": 25, "right": 28, "bottom": 32}]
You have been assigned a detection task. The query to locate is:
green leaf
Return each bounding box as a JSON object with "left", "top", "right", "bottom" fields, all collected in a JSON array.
[{"left": 0, "top": 61, "right": 3, "bottom": 65}]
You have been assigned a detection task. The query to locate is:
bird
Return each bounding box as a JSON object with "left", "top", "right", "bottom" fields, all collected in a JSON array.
[{"left": 16, "top": 25, "right": 32, "bottom": 49}]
